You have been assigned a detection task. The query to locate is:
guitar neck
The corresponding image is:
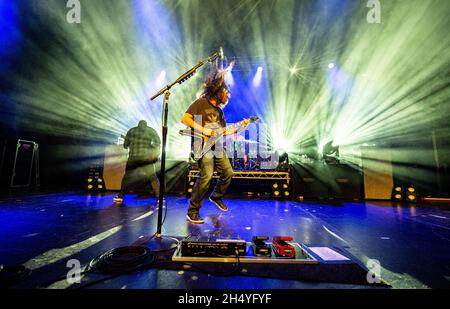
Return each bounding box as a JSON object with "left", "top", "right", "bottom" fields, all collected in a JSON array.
[
  {"left": 179, "top": 116, "right": 257, "bottom": 140},
  {"left": 220, "top": 120, "right": 245, "bottom": 135},
  {"left": 180, "top": 120, "right": 244, "bottom": 138}
]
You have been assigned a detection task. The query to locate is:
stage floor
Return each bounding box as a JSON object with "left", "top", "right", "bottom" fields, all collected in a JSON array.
[{"left": 0, "top": 191, "right": 449, "bottom": 289}]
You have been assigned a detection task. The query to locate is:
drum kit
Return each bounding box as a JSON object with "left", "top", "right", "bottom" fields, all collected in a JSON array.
[{"left": 184, "top": 130, "right": 277, "bottom": 171}]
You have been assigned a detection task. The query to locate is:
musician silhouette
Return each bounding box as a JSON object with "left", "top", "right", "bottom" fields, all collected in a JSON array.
[{"left": 114, "top": 120, "right": 161, "bottom": 204}]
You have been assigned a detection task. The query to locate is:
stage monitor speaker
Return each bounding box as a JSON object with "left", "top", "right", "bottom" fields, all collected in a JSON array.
[
  {"left": 103, "top": 144, "right": 128, "bottom": 190},
  {"left": 329, "top": 164, "right": 362, "bottom": 200},
  {"left": 361, "top": 147, "right": 394, "bottom": 200},
  {"left": 291, "top": 163, "right": 330, "bottom": 199}
]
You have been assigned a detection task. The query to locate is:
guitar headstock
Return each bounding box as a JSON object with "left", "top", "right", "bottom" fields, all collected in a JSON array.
[{"left": 248, "top": 116, "right": 259, "bottom": 123}]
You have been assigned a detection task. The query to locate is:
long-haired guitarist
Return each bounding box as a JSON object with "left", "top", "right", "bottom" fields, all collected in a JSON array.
[{"left": 181, "top": 65, "right": 251, "bottom": 224}]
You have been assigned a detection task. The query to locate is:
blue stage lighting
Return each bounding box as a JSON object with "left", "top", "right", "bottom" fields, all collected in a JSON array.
[{"left": 252, "top": 66, "right": 263, "bottom": 87}]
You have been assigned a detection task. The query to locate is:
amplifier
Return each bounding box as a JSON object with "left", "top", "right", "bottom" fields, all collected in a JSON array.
[{"left": 180, "top": 239, "right": 247, "bottom": 257}]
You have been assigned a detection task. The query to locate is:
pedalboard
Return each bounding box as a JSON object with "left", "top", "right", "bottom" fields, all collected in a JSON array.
[{"left": 179, "top": 236, "right": 299, "bottom": 259}]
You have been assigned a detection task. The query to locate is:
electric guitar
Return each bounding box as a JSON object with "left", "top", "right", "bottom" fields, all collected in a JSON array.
[{"left": 179, "top": 116, "right": 259, "bottom": 160}]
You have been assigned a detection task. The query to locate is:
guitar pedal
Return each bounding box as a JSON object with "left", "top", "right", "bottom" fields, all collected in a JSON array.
[
  {"left": 251, "top": 236, "right": 272, "bottom": 257},
  {"left": 272, "top": 236, "right": 296, "bottom": 258}
]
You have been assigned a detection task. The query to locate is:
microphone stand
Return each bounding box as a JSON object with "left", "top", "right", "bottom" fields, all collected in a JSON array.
[{"left": 147, "top": 52, "right": 220, "bottom": 250}]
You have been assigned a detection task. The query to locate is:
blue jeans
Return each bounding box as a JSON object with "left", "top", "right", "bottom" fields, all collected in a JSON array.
[{"left": 188, "top": 151, "right": 233, "bottom": 215}]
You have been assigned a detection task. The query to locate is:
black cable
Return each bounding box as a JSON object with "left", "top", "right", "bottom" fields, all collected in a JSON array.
[
  {"left": 40, "top": 236, "right": 241, "bottom": 289},
  {"left": 160, "top": 196, "right": 169, "bottom": 229},
  {"left": 75, "top": 244, "right": 179, "bottom": 289},
  {"left": 0, "top": 265, "right": 32, "bottom": 288},
  {"left": 75, "top": 254, "right": 239, "bottom": 289},
  {"left": 76, "top": 259, "right": 177, "bottom": 289},
  {"left": 88, "top": 246, "right": 155, "bottom": 274},
  {"left": 38, "top": 246, "right": 154, "bottom": 289},
  {"left": 76, "top": 244, "right": 240, "bottom": 288}
]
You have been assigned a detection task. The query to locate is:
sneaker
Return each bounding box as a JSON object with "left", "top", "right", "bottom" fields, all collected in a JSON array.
[
  {"left": 186, "top": 213, "right": 204, "bottom": 224},
  {"left": 209, "top": 196, "right": 228, "bottom": 212},
  {"left": 113, "top": 196, "right": 123, "bottom": 204}
]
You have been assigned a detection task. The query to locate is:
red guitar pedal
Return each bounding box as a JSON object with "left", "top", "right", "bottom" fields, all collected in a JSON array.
[{"left": 272, "top": 236, "right": 296, "bottom": 258}]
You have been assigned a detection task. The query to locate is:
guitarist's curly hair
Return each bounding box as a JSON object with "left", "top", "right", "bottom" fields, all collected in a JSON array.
[{"left": 201, "top": 59, "right": 234, "bottom": 99}]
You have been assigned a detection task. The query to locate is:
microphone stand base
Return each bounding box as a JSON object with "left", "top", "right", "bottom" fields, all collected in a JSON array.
[{"left": 146, "top": 236, "right": 180, "bottom": 252}]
